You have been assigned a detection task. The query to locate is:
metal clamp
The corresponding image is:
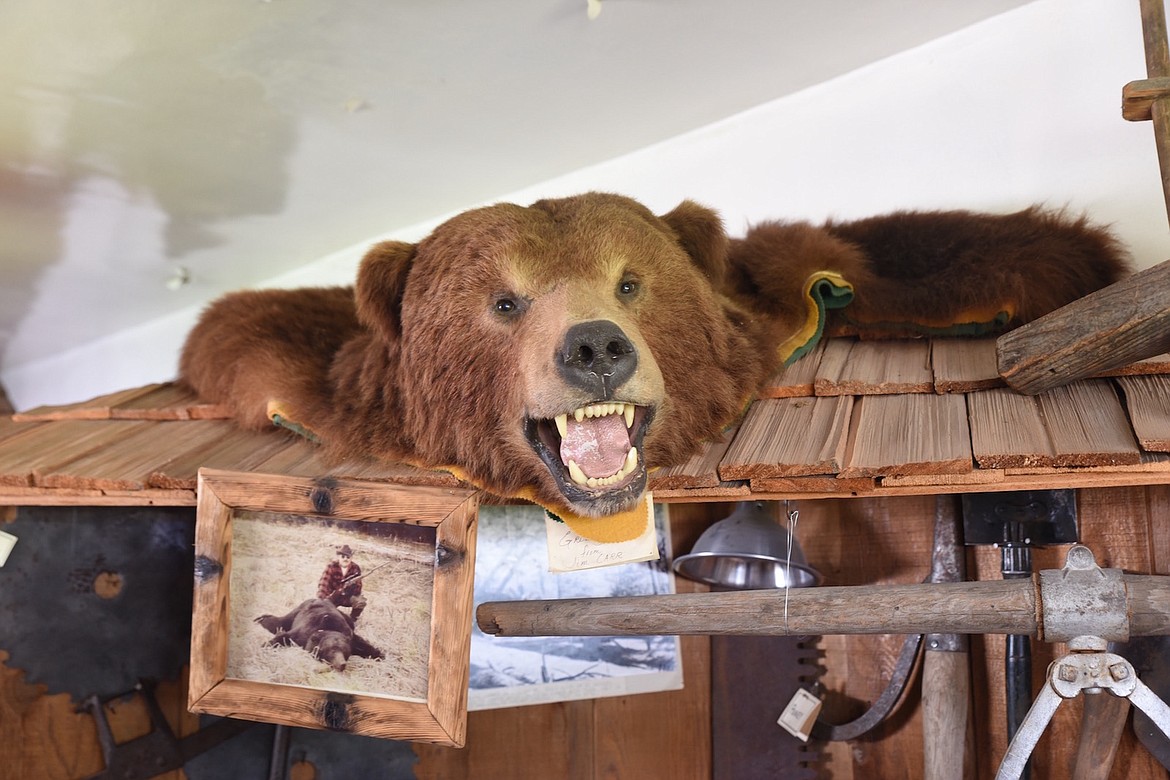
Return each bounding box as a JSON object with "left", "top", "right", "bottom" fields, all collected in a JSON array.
[
  {"left": 996, "top": 546, "right": 1170, "bottom": 780},
  {"left": 1037, "top": 544, "right": 1129, "bottom": 645},
  {"left": 996, "top": 651, "right": 1170, "bottom": 779}
]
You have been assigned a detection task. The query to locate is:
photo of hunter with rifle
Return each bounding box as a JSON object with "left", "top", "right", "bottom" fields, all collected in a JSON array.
[
  {"left": 318, "top": 544, "right": 376, "bottom": 622},
  {"left": 224, "top": 510, "right": 438, "bottom": 698}
]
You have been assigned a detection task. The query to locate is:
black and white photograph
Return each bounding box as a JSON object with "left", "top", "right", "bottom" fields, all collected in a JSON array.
[
  {"left": 468, "top": 503, "right": 682, "bottom": 710},
  {"left": 227, "top": 509, "right": 437, "bottom": 701}
]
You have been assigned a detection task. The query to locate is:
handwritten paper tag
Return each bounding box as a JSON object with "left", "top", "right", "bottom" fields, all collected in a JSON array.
[
  {"left": 777, "top": 687, "right": 824, "bottom": 742},
  {"left": 545, "top": 497, "right": 659, "bottom": 573}
]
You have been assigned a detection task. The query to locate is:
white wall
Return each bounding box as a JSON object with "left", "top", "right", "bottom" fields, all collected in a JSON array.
[{"left": 5, "top": 0, "right": 1166, "bottom": 410}]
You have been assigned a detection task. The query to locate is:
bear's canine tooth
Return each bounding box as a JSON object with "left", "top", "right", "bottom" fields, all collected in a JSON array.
[
  {"left": 623, "top": 404, "right": 634, "bottom": 429},
  {"left": 555, "top": 413, "right": 568, "bottom": 438},
  {"left": 568, "top": 459, "right": 588, "bottom": 486},
  {"left": 624, "top": 447, "right": 638, "bottom": 473}
]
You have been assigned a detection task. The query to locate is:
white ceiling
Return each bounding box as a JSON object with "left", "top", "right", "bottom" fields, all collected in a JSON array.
[{"left": 1, "top": 0, "right": 1036, "bottom": 388}]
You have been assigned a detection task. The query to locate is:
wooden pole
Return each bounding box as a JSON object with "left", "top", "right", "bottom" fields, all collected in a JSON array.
[
  {"left": 477, "top": 574, "right": 1170, "bottom": 639},
  {"left": 922, "top": 497, "right": 969, "bottom": 780},
  {"left": 1140, "top": 0, "right": 1170, "bottom": 223}
]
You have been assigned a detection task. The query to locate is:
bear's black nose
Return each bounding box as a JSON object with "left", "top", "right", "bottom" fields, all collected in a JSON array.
[{"left": 558, "top": 320, "right": 637, "bottom": 398}]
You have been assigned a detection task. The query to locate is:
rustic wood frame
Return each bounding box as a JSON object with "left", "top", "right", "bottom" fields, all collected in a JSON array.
[{"left": 188, "top": 468, "right": 479, "bottom": 747}]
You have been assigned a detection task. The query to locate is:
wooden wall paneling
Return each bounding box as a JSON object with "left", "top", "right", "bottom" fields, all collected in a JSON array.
[
  {"left": 593, "top": 624, "right": 711, "bottom": 779},
  {"left": 795, "top": 496, "right": 937, "bottom": 779},
  {"left": 0, "top": 651, "right": 195, "bottom": 780},
  {"left": 414, "top": 700, "right": 598, "bottom": 779},
  {"left": 1145, "top": 484, "right": 1170, "bottom": 574}
]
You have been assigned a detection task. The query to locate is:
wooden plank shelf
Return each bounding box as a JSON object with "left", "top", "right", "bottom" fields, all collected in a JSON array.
[{"left": 3, "top": 336, "right": 1170, "bottom": 508}]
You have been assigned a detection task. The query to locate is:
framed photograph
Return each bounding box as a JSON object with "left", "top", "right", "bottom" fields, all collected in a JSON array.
[{"left": 189, "top": 468, "right": 478, "bottom": 747}]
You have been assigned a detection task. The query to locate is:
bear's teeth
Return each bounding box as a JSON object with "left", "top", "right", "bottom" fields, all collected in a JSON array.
[
  {"left": 563, "top": 402, "right": 635, "bottom": 430},
  {"left": 566, "top": 448, "right": 639, "bottom": 489},
  {"left": 568, "top": 459, "right": 588, "bottom": 485},
  {"left": 555, "top": 413, "right": 568, "bottom": 438}
]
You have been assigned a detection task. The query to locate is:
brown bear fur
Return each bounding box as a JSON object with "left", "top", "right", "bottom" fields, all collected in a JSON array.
[
  {"left": 730, "top": 207, "right": 1129, "bottom": 338},
  {"left": 180, "top": 193, "right": 1129, "bottom": 518}
]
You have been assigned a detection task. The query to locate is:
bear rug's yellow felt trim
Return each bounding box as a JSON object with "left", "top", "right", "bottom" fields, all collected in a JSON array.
[
  {"left": 546, "top": 494, "right": 652, "bottom": 544},
  {"left": 440, "top": 470, "right": 651, "bottom": 544},
  {"left": 778, "top": 271, "right": 855, "bottom": 366},
  {"left": 839, "top": 302, "right": 1015, "bottom": 337},
  {"left": 267, "top": 400, "right": 322, "bottom": 443}
]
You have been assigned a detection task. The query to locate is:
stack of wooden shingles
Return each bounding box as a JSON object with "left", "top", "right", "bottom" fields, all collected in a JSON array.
[
  {"left": 652, "top": 338, "right": 1170, "bottom": 498},
  {"left": 4, "top": 338, "right": 1170, "bottom": 504},
  {"left": 0, "top": 383, "right": 455, "bottom": 502}
]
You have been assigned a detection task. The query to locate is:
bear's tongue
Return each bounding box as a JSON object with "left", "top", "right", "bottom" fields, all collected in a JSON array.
[{"left": 559, "top": 415, "right": 630, "bottom": 479}]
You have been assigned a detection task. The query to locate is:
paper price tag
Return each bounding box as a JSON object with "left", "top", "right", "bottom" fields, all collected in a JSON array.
[
  {"left": 778, "top": 687, "right": 824, "bottom": 742},
  {"left": 545, "top": 500, "right": 659, "bottom": 573}
]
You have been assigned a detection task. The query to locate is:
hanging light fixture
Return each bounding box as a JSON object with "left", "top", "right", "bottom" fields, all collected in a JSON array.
[{"left": 672, "top": 500, "right": 821, "bottom": 590}]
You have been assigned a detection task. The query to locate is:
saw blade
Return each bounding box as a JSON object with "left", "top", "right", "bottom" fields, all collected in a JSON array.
[
  {"left": 0, "top": 506, "right": 195, "bottom": 700},
  {"left": 712, "top": 634, "right": 825, "bottom": 780}
]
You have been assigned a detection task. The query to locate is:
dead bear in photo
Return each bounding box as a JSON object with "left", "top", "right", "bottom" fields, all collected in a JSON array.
[
  {"left": 180, "top": 192, "right": 1129, "bottom": 519},
  {"left": 255, "top": 598, "right": 384, "bottom": 672}
]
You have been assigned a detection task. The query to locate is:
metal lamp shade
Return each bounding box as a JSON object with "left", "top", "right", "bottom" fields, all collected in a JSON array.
[{"left": 672, "top": 501, "right": 821, "bottom": 590}]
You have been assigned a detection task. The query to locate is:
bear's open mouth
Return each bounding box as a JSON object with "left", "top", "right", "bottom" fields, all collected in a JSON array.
[{"left": 525, "top": 401, "right": 653, "bottom": 507}]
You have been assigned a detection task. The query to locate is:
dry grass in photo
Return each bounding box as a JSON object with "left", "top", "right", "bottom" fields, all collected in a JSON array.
[{"left": 226, "top": 511, "right": 435, "bottom": 701}]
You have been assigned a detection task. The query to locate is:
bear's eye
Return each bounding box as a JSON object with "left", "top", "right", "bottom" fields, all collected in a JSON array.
[
  {"left": 493, "top": 296, "right": 527, "bottom": 318},
  {"left": 617, "top": 278, "right": 640, "bottom": 298}
]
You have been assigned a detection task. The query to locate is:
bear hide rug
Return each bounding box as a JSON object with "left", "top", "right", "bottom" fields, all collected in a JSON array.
[{"left": 180, "top": 192, "right": 1129, "bottom": 539}]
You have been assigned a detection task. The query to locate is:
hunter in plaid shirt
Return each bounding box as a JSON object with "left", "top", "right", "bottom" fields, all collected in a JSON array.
[{"left": 317, "top": 544, "right": 368, "bottom": 621}]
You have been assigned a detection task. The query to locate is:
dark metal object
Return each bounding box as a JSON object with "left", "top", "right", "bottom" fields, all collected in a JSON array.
[
  {"left": 711, "top": 634, "right": 823, "bottom": 780},
  {"left": 268, "top": 725, "right": 292, "bottom": 780},
  {"left": 0, "top": 506, "right": 196, "bottom": 699},
  {"left": 1114, "top": 635, "right": 1170, "bottom": 770},
  {"left": 961, "top": 490, "right": 1078, "bottom": 546},
  {"left": 80, "top": 680, "right": 254, "bottom": 780},
  {"left": 962, "top": 490, "right": 1079, "bottom": 780},
  {"left": 811, "top": 632, "right": 923, "bottom": 742},
  {"left": 184, "top": 723, "right": 420, "bottom": 780}
]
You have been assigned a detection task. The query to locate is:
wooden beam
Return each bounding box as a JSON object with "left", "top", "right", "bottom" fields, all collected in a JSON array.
[
  {"left": 478, "top": 575, "right": 1170, "bottom": 639},
  {"left": 996, "top": 259, "right": 1170, "bottom": 394}
]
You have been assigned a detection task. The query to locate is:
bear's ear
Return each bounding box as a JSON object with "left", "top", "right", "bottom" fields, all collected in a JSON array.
[
  {"left": 355, "top": 240, "right": 417, "bottom": 342},
  {"left": 659, "top": 200, "right": 729, "bottom": 285}
]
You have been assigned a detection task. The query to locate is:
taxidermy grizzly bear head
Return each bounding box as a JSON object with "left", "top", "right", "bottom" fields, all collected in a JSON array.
[{"left": 180, "top": 192, "right": 1128, "bottom": 520}]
